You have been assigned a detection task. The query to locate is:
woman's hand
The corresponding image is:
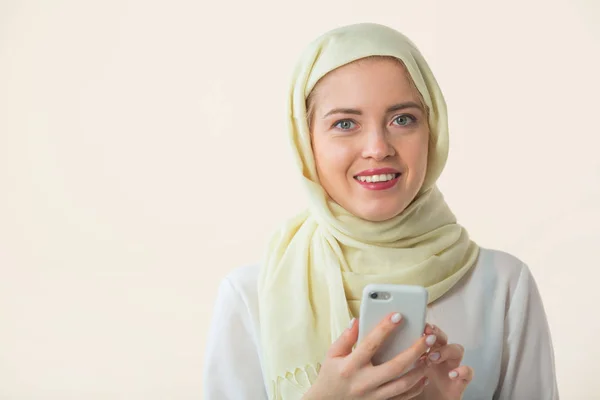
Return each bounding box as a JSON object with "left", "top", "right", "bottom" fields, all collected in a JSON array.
[
  {"left": 303, "top": 313, "right": 436, "bottom": 400},
  {"left": 419, "top": 324, "right": 474, "bottom": 400}
]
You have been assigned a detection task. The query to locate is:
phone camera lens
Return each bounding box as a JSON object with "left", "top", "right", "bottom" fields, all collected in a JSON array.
[{"left": 369, "top": 292, "right": 378, "bottom": 299}]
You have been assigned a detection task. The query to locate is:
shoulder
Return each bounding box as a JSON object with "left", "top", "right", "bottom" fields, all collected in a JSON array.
[
  {"left": 477, "top": 247, "right": 526, "bottom": 271},
  {"left": 476, "top": 247, "right": 531, "bottom": 279},
  {"left": 472, "top": 247, "right": 536, "bottom": 298},
  {"left": 207, "top": 264, "right": 263, "bottom": 353},
  {"left": 441, "top": 247, "right": 536, "bottom": 308},
  {"left": 215, "top": 263, "right": 261, "bottom": 311}
]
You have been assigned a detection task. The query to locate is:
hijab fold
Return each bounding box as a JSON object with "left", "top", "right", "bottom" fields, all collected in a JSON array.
[{"left": 257, "top": 23, "right": 479, "bottom": 399}]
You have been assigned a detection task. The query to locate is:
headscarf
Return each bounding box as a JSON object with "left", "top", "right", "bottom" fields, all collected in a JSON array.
[{"left": 257, "top": 22, "right": 479, "bottom": 399}]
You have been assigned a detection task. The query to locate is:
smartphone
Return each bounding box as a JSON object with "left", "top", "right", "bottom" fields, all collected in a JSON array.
[{"left": 357, "top": 283, "right": 428, "bottom": 366}]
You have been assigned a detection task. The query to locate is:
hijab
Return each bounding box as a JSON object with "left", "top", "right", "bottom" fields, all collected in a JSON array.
[{"left": 257, "top": 22, "right": 479, "bottom": 399}]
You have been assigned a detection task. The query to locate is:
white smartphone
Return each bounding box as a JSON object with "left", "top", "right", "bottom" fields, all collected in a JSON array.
[{"left": 357, "top": 283, "right": 428, "bottom": 366}]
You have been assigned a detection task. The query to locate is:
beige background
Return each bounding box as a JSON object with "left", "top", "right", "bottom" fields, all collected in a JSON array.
[{"left": 1, "top": 0, "right": 598, "bottom": 398}]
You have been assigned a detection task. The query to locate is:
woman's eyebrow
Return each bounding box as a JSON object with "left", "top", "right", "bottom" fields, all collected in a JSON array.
[
  {"left": 386, "top": 101, "right": 422, "bottom": 113},
  {"left": 323, "top": 101, "right": 423, "bottom": 118}
]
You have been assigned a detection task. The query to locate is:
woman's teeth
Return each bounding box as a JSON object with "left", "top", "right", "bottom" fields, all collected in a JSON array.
[{"left": 355, "top": 173, "right": 398, "bottom": 183}]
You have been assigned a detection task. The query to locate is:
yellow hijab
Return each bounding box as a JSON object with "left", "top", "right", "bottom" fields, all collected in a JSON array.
[{"left": 257, "top": 22, "right": 479, "bottom": 399}]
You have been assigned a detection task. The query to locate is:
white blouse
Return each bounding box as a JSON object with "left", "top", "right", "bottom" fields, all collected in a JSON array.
[{"left": 203, "top": 248, "right": 559, "bottom": 399}]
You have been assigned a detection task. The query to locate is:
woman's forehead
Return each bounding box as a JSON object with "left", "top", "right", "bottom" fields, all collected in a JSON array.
[{"left": 311, "top": 58, "right": 420, "bottom": 109}]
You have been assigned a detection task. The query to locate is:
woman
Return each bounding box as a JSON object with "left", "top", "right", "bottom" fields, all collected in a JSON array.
[{"left": 203, "top": 23, "right": 559, "bottom": 399}]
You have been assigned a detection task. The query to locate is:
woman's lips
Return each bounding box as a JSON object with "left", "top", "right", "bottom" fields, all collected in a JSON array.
[
  {"left": 353, "top": 168, "right": 402, "bottom": 191},
  {"left": 354, "top": 173, "right": 401, "bottom": 190},
  {"left": 354, "top": 167, "right": 400, "bottom": 177}
]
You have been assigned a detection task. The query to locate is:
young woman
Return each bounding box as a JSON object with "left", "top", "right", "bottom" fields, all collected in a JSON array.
[{"left": 203, "top": 23, "right": 559, "bottom": 399}]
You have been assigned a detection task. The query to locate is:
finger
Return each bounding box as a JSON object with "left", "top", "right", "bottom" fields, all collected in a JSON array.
[
  {"left": 448, "top": 365, "right": 475, "bottom": 384},
  {"left": 383, "top": 374, "right": 429, "bottom": 400},
  {"left": 375, "top": 360, "right": 427, "bottom": 399},
  {"left": 327, "top": 317, "right": 359, "bottom": 358},
  {"left": 350, "top": 312, "right": 404, "bottom": 366},
  {"left": 374, "top": 332, "right": 437, "bottom": 384},
  {"left": 427, "top": 343, "right": 464, "bottom": 365},
  {"left": 424, "top": 324, "right": 448, "bottom": 348}
]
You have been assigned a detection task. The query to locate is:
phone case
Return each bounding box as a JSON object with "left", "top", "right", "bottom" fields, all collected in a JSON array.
[{"left": 357, "top": 283, "right": 428, "bottom": 366}]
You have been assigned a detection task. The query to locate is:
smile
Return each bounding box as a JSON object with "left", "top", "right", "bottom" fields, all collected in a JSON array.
[
  {"left": 354, "top": 173, "right": 399, "bottom": 183},
  {"left": 353, "top": 169, "right": 402, "bottom": 191}
]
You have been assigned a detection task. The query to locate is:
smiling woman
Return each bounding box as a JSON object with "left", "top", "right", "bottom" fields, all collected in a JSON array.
[{"left": 203, "top": 23, "right": 559, "bottom": 400}]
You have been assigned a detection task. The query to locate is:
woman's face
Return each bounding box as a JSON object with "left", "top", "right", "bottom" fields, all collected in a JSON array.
[{"left": 309, "top": 57, "right": 430, "bottom": 222}]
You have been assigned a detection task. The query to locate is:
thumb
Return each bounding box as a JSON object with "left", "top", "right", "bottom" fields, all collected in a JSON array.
[{"left": 327, "top": 318, "right": 359, "bottom": 358}]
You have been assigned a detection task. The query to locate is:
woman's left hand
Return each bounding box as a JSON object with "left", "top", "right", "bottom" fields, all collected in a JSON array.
[{"left": 418, "top": 324, "right": 474, "bottom": 400}]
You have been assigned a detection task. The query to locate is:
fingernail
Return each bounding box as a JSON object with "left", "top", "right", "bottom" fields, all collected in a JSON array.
[
  {"left": 425, "top": 334, "right": 437, "bottom": 346},
  {"left": 348, "top": 318, "right": 356, "bottom": 330},
  {"left": 424, "top": 377, "right": 430, "bottom": 386},
  {"left": 449, "top": 371, "right": 459, "bottom": 379},
  {"left": 428, "top": 351, "right": 440, "bottom": 361},
  {"left": 390, "top": 313, "right": 402, "bottom": 324}
]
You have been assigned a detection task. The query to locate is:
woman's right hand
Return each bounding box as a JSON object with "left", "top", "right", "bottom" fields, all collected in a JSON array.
[{"left": 303, "top": 313, "right": 437, "bottom": 400}]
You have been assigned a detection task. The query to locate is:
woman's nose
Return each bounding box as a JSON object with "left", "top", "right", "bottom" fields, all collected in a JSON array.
[{"left": 361, "top": 129, "right": 395, "bottom": 161}]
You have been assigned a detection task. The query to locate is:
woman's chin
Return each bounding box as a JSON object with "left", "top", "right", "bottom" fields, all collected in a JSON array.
[{"left": 353, "top": 205, "right": 405, "bottom": 222}]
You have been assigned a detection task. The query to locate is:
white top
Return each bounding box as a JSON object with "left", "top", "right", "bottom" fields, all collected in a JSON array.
[{"left": 203, "top": 248, "right": 559, "bottom": 399}]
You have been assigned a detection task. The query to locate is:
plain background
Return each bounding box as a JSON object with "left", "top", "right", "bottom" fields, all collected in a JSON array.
[{"left": 1, "top": 0, "right": 598, "bottom": 398}]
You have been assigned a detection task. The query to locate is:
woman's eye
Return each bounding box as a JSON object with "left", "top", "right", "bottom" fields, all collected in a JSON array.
[
  {"left": 393, "top": 115, "right": 415, "bottom": 126},
  {"left": 334, "top": 120, "right": 356, "bottom": 130}
]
